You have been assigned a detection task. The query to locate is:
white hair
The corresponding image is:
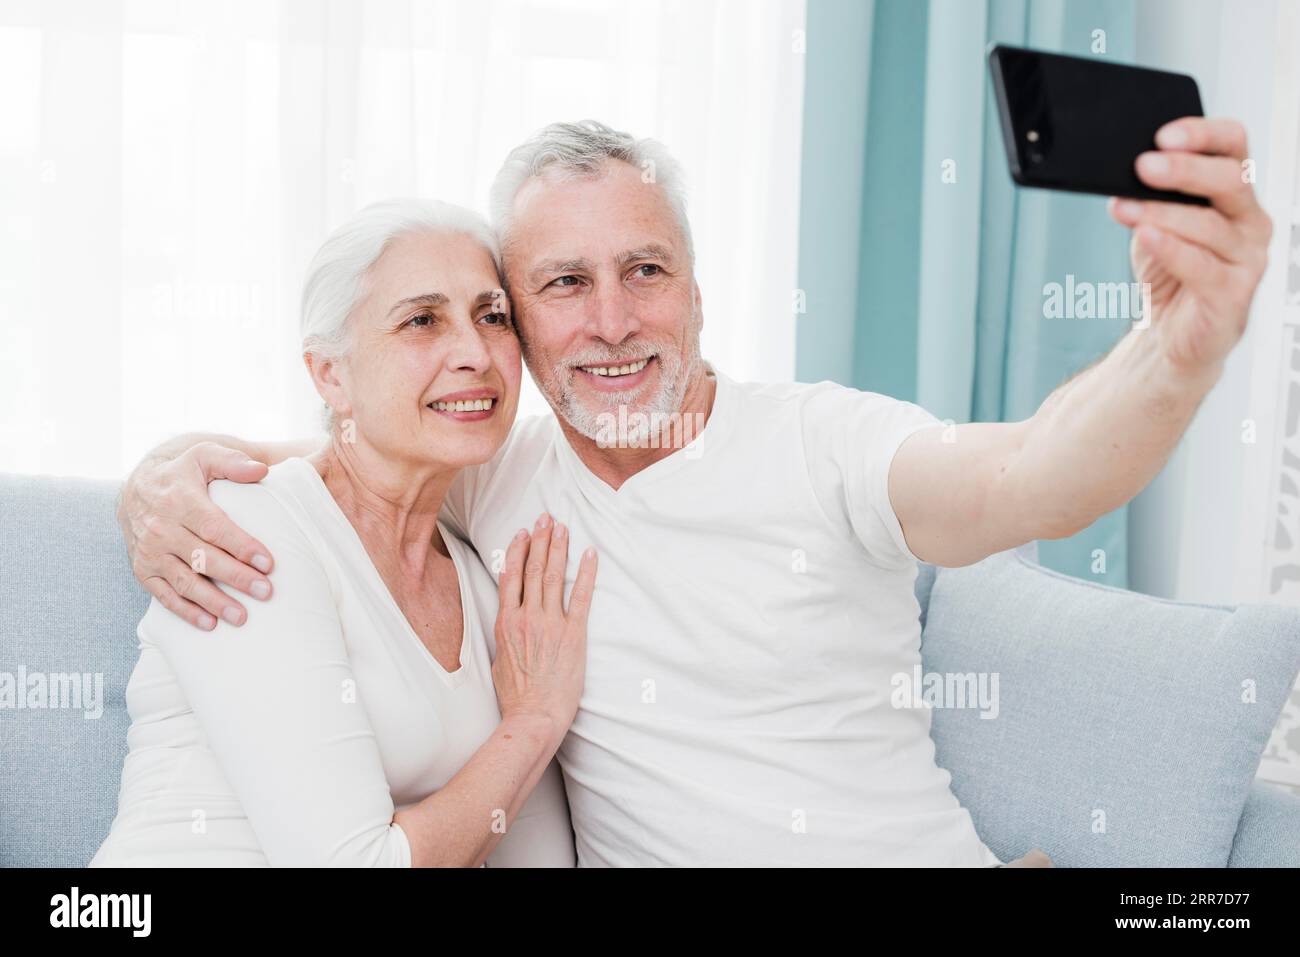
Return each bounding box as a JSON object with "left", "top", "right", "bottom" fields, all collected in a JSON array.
[
  {"left": 488, "top": 119, "right": 694, "bottom": 273},
  {"left": 299, "top": 198, "right": 499, "bottom": 431}
]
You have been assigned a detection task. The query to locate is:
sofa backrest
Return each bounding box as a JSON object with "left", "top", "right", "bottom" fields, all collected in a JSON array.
[{"left": 0, "top": 474, "right": 145, "bottom": 867}]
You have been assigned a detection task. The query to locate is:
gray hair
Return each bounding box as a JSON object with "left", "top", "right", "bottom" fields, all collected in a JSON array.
[
  {"left": 300, "top": 198, "right": 500, "bottom": 432},
  {"left": 488, "top": 119, "right": 694, "bottom": 274}
]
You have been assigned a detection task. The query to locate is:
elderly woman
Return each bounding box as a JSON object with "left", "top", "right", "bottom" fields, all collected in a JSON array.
[{"left": 91, "top": 200, "right": 596, "bottom": 867}]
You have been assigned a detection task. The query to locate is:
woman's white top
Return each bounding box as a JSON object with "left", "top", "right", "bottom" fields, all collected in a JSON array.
[{"left": 90, "top": 457, "right": 574, "bottom": 867}]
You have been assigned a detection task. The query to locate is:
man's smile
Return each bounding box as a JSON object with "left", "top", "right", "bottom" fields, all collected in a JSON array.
[{"left": 574, "top": 355, "right": 657, "bottom": 392}]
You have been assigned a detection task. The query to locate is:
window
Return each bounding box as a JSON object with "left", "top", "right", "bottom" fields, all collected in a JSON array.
[{"left": 0, "top": 0, "right": 806, "bottom": 478}]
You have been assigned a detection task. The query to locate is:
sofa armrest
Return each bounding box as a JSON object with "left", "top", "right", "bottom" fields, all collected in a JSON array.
[{"left": 1227, "top": 781, "right": 1300, "bottom": 867}]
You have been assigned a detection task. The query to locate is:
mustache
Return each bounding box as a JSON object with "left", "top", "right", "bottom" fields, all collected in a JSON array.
[{"left": 565, "top": 347, "right": 662, "bottom": 368}]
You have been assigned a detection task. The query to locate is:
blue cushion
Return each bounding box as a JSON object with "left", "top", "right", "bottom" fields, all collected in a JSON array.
[
  {"left": 920, "top": 549, "right": 1300, "bottom": 867},
  {"left": 915, "top": 542, "right": 1036, "bottom": 628},
  {"left": 0, "top": 474, "right": 145, "bottom": 867}
]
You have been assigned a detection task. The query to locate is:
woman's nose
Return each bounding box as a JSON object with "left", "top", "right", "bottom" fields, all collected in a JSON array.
[{"left": 446, "top": 320, "right": 493, "bottom": 372}]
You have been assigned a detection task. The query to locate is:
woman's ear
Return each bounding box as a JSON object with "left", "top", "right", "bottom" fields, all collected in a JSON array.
[{"left": 303, "top": 351, "right": 350, "bottom": 420}]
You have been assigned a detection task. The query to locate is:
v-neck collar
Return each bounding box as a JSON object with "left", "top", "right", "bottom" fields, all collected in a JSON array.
[
  {"left": 286, "top": 456, "right": 472, "bottom": 690},
  {"left": 552, "top": 364, "right": 735, "bottom": 500}
]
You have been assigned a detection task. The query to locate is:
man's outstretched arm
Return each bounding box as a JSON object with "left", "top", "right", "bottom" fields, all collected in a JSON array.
[
  {"left": 890, "top": 116, "right": 1272, "bottom": 568},
  {"left": 118, "top": 433, "right": 320, "bottom": 630},
  {"left": 890, "top": 328, "right": 1220, "bottom": 567}
]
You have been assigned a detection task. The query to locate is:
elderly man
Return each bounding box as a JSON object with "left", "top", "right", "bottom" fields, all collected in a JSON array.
[{"left": 118, "top": 118, "right": 1271, "bottom": 866}]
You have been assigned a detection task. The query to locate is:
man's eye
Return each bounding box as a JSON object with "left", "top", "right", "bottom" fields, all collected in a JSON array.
[
  {"left": 480, "top": 312, "right": 510, "bottom": 326},
  {"left": 551, "top": 276, "right": 582, "bottom": 288},
  {"left": 634, "top": 264, "right": 661, "bottom": 278},
  {"left": 406, "top": 313, "right": 434, "bottom": 328}
]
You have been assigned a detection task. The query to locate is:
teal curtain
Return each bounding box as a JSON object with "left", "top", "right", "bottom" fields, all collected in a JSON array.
[{"left": 797, "top": 0, "right": 1137, "bottom": 586}]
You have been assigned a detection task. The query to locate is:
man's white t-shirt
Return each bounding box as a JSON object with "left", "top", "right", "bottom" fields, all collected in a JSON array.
[{"left": 446, "top": 367, "right": 1003, "bottom": 867}]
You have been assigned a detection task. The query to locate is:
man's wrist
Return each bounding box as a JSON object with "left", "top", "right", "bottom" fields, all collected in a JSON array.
[{"left": 1116, "top": 327, "right": 1222, "bottom": 415}]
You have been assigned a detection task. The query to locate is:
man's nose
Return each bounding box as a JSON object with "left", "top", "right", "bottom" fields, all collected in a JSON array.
[{"left": 586, "top": 281, "right": 641, "bottom": 345}]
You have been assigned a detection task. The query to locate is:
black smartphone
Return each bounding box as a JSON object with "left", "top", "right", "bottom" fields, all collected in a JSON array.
[{"left": 988, "top": 43, "right": 1209, "bottom": 206}]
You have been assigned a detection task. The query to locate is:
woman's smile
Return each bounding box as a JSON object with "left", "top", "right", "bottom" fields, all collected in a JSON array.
[{"left": 426, "top": 387, "right": 500, "bottom": 422}]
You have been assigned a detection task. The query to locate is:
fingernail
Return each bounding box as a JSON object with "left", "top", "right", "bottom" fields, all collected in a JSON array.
[
  {"left": 199, "top": 613, "right": 217, "bottom": 630},
  {"left": 1157, "top": 125, "right": 1187, "bottom": 148},
  {"left": 1115, "top": 199, "right": 1142, "bottom": 220},
  {"left": 536, "top": 513, "right": 551, "bottom": 529},
  {"left": 514, "top": 529, "right": 529, "bottom": 542},
  {"left": 555, "top": 523, "right": 567, "bottom": 539},
  {"left": 252, "top": 554, "right": 271, "bottom": 572},
  {"left": 1139, "top": 225, "right": 1165, "bottom": 247},
  {"left": 584, "top": 547, "right": 597, "bottom": 560},
  {"left": 222, "top": 607, "right": 244, "bottom": 625},
  {"left": 250, "top": 580, "right": 270, "bottom": 600},
  {"left": 1139, "top": 152, "right": 1169, "bottom": 176}
]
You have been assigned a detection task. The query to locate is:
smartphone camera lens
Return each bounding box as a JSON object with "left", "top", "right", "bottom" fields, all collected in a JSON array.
[{"left": 1025, "top": 126, "right": 1047, "bottom": 164}]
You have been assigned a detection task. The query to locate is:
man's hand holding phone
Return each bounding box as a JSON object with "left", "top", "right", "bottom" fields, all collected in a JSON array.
[
  {"left": 1108, "top": 116, "right": 1272, "bottom": 379},
  {"left": 988, "top": 45, "right": 1272, "bottom": 381},
  {"left": 118, "top": 442, "right": 275, "bottom": 631}
]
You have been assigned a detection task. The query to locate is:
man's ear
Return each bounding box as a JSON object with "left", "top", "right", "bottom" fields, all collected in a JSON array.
[
  {"left": 303, "top": 351, "right": 350, "bottom": 419},
  {"left": 693, "top": 280, "right": 704, "bottom": 330}
]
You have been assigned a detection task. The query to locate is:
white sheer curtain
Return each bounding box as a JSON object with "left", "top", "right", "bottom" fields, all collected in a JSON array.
[{"left": 0, "top": 0, "right": 806, "bottom": 479}]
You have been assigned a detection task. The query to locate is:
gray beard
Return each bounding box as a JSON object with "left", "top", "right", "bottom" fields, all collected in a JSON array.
[{"left": 530, "top": 332, "right": 703, "bottom": 448}]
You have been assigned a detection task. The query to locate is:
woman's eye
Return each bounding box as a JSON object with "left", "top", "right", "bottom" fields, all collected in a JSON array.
[{"left": 480, "top": 312, "right": 510, "bottom": 326}]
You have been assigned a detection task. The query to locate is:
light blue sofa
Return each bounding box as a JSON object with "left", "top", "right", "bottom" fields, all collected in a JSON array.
[{"left": 2, "top": 472, "right": 1298, "bottom": 867}]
